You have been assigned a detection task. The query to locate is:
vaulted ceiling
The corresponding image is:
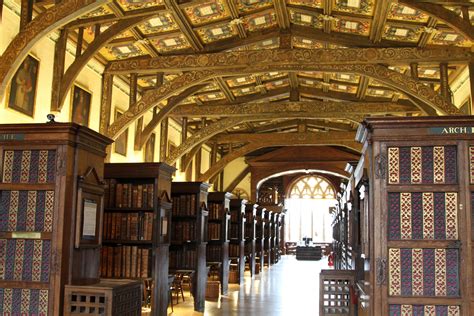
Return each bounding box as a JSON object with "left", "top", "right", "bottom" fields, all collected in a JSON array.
[{"left": 4, "top": 0, "right": 474, "bottom": 183}]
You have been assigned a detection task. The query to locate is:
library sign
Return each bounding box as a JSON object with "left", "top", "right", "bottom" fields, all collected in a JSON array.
[
  {"left": 429, "top": 127, "right": 474, "bottom": 135},
  {"left": 0, "top": 134, "right": 24, "bottom": 141}
]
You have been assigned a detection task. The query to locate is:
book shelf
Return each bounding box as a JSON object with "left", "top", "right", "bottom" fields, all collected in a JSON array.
[
  {"left": 229, "top": 198, "right": 246, "bottom": 284},
  {"left": 244, "top": 203, "right": 256, "bottom": 277},
  {"left": 101, "top": 163, "right": 174, "bottom": 316},
  {"left": 0, "top": 123, "right": 112, "bottom": 314},
  {"left": 273, "top": 213, "right": 282, "bottom": 263},
  {"left": 170, "top": 182, "right": 209, "bottom": 312},
  {"left": 263, "top": 209, "right": 273, "bottom": 267},
  {"left": 206, "top": 192, "right": 231, "bottom": 295},
  {"left": 255, "top": 206, "right": 265, "bottom": 273},
  {"left": 270, "top": 213, "right": 278, "bottom": 264}
]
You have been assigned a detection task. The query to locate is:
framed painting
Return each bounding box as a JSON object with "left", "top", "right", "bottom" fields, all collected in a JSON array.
[
  {"left": 71, "top": 84, "right": 91, "bottom": 126},
  {"left": 7, "top": 54, "right": 39, "bottom": 117},
  {"left": 144, "top": 133, "right": 155, "bottom": 162},
  {"left": 114, "top": 109, "right": 128, "bottom": 156}
]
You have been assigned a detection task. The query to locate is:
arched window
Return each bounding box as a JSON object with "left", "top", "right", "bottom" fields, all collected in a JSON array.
[
  {"left": 285, "top": 175, "right": 336, "bottom": 243},
  {"left": 288, "top": 175, "right": 335, "bottom": 199}
]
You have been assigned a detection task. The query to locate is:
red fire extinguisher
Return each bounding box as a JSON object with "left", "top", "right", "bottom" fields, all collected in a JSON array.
[{"left": 328, "top": 252, "right": 334, "bottom": 267}]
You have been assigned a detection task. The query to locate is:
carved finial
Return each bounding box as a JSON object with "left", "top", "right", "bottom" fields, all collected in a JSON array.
[{"left": 46, "top": 114, "right": 56, "bottom": 123}]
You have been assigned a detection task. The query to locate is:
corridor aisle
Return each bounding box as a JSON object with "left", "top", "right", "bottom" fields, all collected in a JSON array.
[{"left": 169, "top": 255, "right": 329, "bottom": 316}]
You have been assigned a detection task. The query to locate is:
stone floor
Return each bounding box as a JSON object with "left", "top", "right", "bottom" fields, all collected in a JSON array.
[{"left": 168, "top": 255, "right": 330, "bottom": 315}]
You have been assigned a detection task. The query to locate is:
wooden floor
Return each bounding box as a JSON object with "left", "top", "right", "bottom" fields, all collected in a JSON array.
[{"left": 168, "top": 255, "right": 329, "bottom": 315}]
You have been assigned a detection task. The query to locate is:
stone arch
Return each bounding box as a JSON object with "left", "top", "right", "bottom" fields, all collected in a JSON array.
[{"left": 0, "top": 0, "right": 107, "bottom": 98}]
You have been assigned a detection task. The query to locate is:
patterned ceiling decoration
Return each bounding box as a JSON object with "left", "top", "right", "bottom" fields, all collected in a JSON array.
[
  {"left": 332, "top": 17, "right": 370, "bottom": 35},
  {"left": 81, "top": 5, "right": 113, "bottom": 19},
  {"left": 332, "top": 73, "right": 360, "bottom": 83},
  {"left": 330, "top": 83, "right": 358, "bottom": 93},
  {"left": 333, "top": 0, "right": 374, "bottom": 16},
  {"left": 387, "top": 66, "right": 408, "bottom": 74},
  {"left": 84, "top": 23, "right": 115, "bottom": 43},
  {"left": 226, "top": 76, "right": 255, "bottom": 87},
  {"left": 137, "top": 76, "right": 158, "bottom": 88},
  {"left": 182, "top": 0, "right": 229, "bottom": 27},
  {"left": 137, "top": 14, "right": 178, "bottom": 35},
  {"left": 383, "top": 24, "right": 421, "bottom": 42},
  {"left": 261, "top": 72, "right": 287, "bottom": 81},
  {"left": 150, "top": 34, "right": 191, "bottom": 53},
  {"left": 198, "top": 91, "right": 226, "bottom": 102},
  {"left": 292, "top": 36, "right": 324, "bottom": 49},
  {"left": 264, "top": 79, "right": 290, "bottom": 90},
  {"left": 232, "top": 86, "right": 259, "bottom": 97},
  {"left": 246, "top": 38, "right": 280, "bottom": 50},
  {"left": 299, "top": 71, "right": 324, "bottom": 79},
  {"left": 236, "top": 0, "right": 273, "bottom": 14},
  {"left": 289, "top": 10, "right": 323, "bottom": 29},
  {"left": 429, "top": 31, "right": 469, "bottom": 47},
  {"left": 242, "top": 10, "right": 278, "bottom": 32},
  {"left": 387, "top": 3, "right": 429, "bottom": 23},
  {"left": 196, "top": 22, "right": 238, "bottom": 44},
  {"left": 300, "top": 79, "right": 322, "bottom": 88},
  {"left": 287, "top": 0, "right": 323, "bottom": 9},
  {"left": 366, "top": 88, "right": 394, "bottom": 98},
  {"left": 102, "top": 43, "right": 147, "bottom": 60},
  {"left": 417, "top": 67, "right": 446, "bottom": 79},
  {"left": 116, "top": 0, "right": 164, "bottom": 12},
  {"left": 200, "top": 82, "right": 220, "bottom": 92}
]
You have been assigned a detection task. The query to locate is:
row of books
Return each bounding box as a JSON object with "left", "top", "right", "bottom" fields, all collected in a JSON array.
[
  {"left": 103, "top": 212, "right": 153, "bottom": 241},
  {"left": 100, "top": 246, "right": 151, "bottom": 278},
  {"left": 208, "top": 223, "right": 221, "bottom": 240},
  {"left": 206, "top": 245, "right": 223, "bottom": 262},
  {"left": 230, "top": 211, "right": 240, "bottom": 223},
  {"left": 169, "top": 249, "right": 196, "bottom": 269},
  {"left": 171, "top": 222, "right": 196, "bottom": 242},
  {"left": 229, "top": 224, "right": 242, "bottom": 239},
  {"left": 245, "top": 226, "right": 254, "bottom": 239},
  {"left": 105, "top": 179, "right": 154, "bottom": 209},
  {"left": 172, "top": 195, "right": 197, "bottom": 216},
  {"left": 208, "top": 203, "right": 224, "bottom": 220},
  {"left": 229, "top": 244, "right": 241, "bottom": 257}
]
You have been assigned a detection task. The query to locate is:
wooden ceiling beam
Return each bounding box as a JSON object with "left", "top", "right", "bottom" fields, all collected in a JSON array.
[
  {"left": 356, "top": 76, "right": 370, "bottom": 99},
  {"left": 214, "top": 131, "right": 357, "bottom": 144},
  {"left": 169, "top": 100, "right": 419, "bottom": 117},
  {"left": 274, "top": 0, "right": 290, "bottom": 30},
  {"left": 214, "top": 77, "right": 236, "bottom": 102},
  {"left": 369, "top": 0, "right": 393, "bottom": 42},
  {"left": 105, "top": 47, "right": 471, "bottom": 74},
  {"left": 164, "top": 0, "right": 203, "bottom": 51},
  {"left": 223, "top": 0, "right": 247, "bottom": 38}
]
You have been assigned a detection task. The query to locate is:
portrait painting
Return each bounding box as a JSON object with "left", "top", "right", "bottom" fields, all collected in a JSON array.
[
  {"left": 144, "top": 133, "right": 155, "bottom": 162},
  {"left": 114, "top": 110, "right": 128, "bottom": 156},
  {"left": 7, "top": 54, "right": 39, "bottom": 117},
  {"left": 71, "top": 85, "right": 91, "bottom": 127}
]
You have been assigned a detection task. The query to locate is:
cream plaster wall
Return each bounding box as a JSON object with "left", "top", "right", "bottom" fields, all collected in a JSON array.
[{"left": 222, "top": 157, "right": 251, "bottom": 197}]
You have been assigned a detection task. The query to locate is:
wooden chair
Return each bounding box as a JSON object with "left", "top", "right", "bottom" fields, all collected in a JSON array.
[{"left": 170, "top": 273, "right": 185, "bottom": 304}]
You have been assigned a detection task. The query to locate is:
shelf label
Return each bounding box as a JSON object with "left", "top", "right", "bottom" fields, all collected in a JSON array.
[
  {"left": 0, "top": 133, "right": 25, "bottom": 141},
  {"left": 429, "top": 127, "right": 474, "bottom": 134}
]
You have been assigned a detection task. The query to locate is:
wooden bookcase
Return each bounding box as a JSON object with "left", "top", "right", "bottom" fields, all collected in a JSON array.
[
  {"left": 229, "top": 198, "right": 246, "bottom": 284},
  {"left": 356, "top": 116, "right": 474, "bottom": 316},
  {"left": 263, "top": 209, "right": 272, "bottom": 267},
  {"left": 272, "top": 213, "right": 280, "bottom": 264},
  {"left": 244, "top": 203, "right": 256, "bottom": 277},
  {"left": 0, "top": 123, "right": 112, "bottom": 315},
  {"left": 170, "top": 182, "right": 209, "bottom": 312},
  {"left": 101, "top": 163, "right": 174, "bottom": 316},
  {"left": 206, "top": 192, "right": 231, "bottom": 295},
  {"left": 255, "top": 206, "right": 265, "bottom": 273}
]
